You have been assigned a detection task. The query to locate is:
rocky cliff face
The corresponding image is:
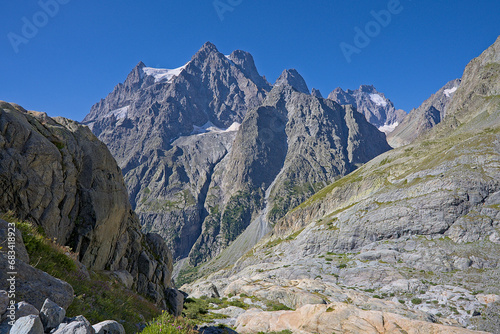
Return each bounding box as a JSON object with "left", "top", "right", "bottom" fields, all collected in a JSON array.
[
  {"left": 182, "top": 36, "right": 500, "bottom": 333},
  {"left": 0, "top": 102, "right": 178, "bottom": 312},
  {"left": 328, "top": 85, "right": 407, "bottom": 132},
  {"left": 387, "top": 78, "right": 461, "bottom": 147}
]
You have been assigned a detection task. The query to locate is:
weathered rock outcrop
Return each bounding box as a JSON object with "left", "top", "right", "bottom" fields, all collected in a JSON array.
[
  {"left": 388, "top": 78, "right": 461, "bottom": 147},
  {"left": 235, "top": 303, "right": 488, "bottom": 334},
  {"left": 0, "top": 102, "right": 179, "bottom": 311}
]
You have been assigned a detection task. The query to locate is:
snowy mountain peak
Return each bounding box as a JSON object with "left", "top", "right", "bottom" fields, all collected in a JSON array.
[{"left": 328, "top": 85, "right": 406, "bottom": 129}]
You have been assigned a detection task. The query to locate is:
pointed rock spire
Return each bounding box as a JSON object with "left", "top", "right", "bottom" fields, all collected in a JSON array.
[
  {"left": 274, "top": 69, "right": 309, "bottom": 94},
  {"left": 311, "top": 88, "right": 323, "bottom": 98},
  {"left": 228, "top": 50, "right": 270, "bottom": 89}
]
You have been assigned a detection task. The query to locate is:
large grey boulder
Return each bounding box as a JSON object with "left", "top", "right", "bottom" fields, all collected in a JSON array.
[
  {"left": 10, "top": 315, "right": 43, "bottom": 334},
  {"left": 39, "top": 299, "right": 65, "bottom": 331},
  {"left": 92, "top": 321, "right": 125, "bottom": 334},
  {"left": 165, "top": 288, "right": 184, "bottom": 317},
  {"left": 13, "top": 302, "right": 38, "bottom": 320},
  {"left": 53, "top": 316, "right": 95, "bottom": 334}
]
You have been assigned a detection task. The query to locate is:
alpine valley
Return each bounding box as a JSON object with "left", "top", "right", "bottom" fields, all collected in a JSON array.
[{"left": 1, "top": 35, "right": 499, "bottom": 334}]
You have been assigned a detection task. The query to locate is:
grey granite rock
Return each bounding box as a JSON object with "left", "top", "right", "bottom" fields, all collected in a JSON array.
[
  {"left": 164, "top": 288, "right": 184, "bottom": 317},
  {"left": 39, "top": 299, "right": 65, "bottom": 331},
  {"left": 13, "top": 303, "right": 38, "bottom": 320},
  {"left": 10, "top": 315, "right": 43, "bottom": 334},
  {"left": 92, "top": 321, "right": 125, "bottom": 334},
  {"left": 53, "top": 316, "right": 95, "bottom": 334}
]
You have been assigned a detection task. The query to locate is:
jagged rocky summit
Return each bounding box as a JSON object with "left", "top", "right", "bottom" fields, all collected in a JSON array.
[{"left": 83, "top": 42, "right": 392, "bottom": 279}]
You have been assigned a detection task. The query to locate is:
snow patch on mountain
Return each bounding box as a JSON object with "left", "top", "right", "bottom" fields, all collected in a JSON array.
[
  {"left": 109, "top": 105, "right": 130, "bottom": 119},
  {"left": 192, "top": 122, "right": 241, "bottom": 135},
  {"left": 444, "top": 86, "right": 458, "bottom": 97},
  {"left": 370, "top": 94, "right": 388, "bottom": 107},
  {"left": 378, "top": 122, "right": 399, "bottom": 134},
  {"left": 142, "top": 64, "right": 188, "bottom": 83}
]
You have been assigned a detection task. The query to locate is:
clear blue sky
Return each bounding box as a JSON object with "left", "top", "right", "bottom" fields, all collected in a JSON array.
[{"left": 1, "top": 0, "right": 499, "bottom": 121}]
